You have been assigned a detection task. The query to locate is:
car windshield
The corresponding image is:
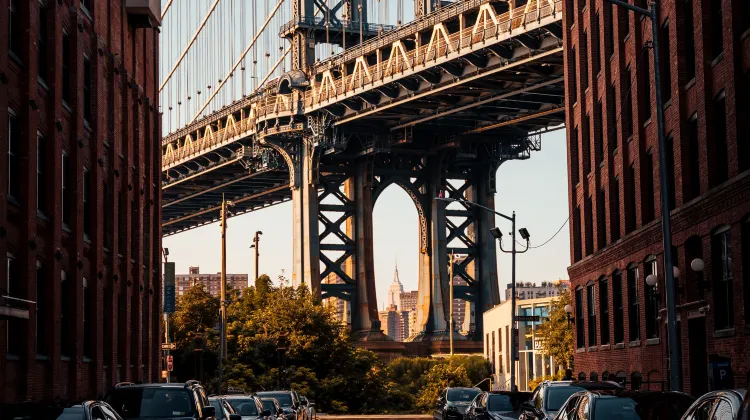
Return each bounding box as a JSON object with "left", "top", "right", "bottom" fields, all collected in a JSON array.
[
  {"left": 228, "top": 399, "right": 258, "bottom": 416},
  {"left": 594, "top": 396, "right": 694, "bottom": 420},
  {"left": 448, "top": 389, "right": 480, "bottom": 402},
  {"left": 261, "top": 400, "right": 277, "bottom": 412},
  {"left": 258, "top": 394, "right": 293, "bottom": 407},
  {"left": 488, "top": 395, "right": 515, "bottom": 412},
  {"left": 545, "top": 387, "right": 584, "bottom": 411},
  {"left": 106, "top": 388, "right": 195, "bottom": 419}
]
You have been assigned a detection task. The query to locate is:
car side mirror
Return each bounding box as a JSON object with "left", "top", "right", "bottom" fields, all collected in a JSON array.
[
  {"left": 229, "top": 414, "right": 242, "bottom": 420},
  {"left": 262, "top": 410, "right": 271, "bottom": 417},
  {"left": 202, "top": 406, "right": 216, "bottom": 419}
]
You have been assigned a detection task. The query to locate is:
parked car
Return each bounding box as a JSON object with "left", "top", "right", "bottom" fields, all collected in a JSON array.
[
  {"left": 298, "top": 396, "right": 315, "bottom": 420},
  {"left": 553, "top": 390, "right": 694, "bottom": 420},
  {"left": 519, "top": 381, "right": 623, "bottom": 420},
  {"left": 256, "top": 391, "right": 304, "bottom": 420},
  {"left": 682, "top": 390, "right": 747, "bottom": 420},
  {"left": 209, "top": 396, "right": 243, "bottom": 420},
  {"left": 465, "top": 391, "right": 533, "bottom": 420},
  {"left": 222, "top": 395, "right": 270, "bottom": 420},
  {"left": 740, "top": 391, "right": 750, "bottom": 420},
  {"left": 435, "top": 387, "right": 483, "bottom": 420},
  {"left": 5, "top": 401, "right": 125, "bottom": 420},
  {"left": 105, "top": 381, "right": 216, "bottom": 420},
  {"left": 259, "top": 398, "right": 287, "bottom": 420}
]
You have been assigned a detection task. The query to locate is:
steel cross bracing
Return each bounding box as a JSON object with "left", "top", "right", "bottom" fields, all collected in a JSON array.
[{"left": 161, "top": 0, "right": 564, "bottom": 342}]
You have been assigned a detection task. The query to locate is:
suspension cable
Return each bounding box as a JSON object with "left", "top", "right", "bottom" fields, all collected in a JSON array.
[
  {"left": 190, "top": 0, "right": 286, "bottom": 122},
  {"left": 159, "top": 0, "right": 222, "bottom": 92},
  {"left": 161, "top": 0, "right": 174, "bottom": 19}
]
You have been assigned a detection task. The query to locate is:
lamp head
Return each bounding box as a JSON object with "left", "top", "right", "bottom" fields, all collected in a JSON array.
[
  {"left": 489, "top": 227, "right": 503, "bottom": 240},
  {"left": 163, "top": 248, "right": 169, "bottom": 256},
  {"left": 564, "top": 304, "right": 573, "bottom": 314},
  {"left": 258, "top": 231, "right": 263, "bottom": 235},
  {"left": 519, "top": 228, "right": 530, "bottom": 241},
  {"left": 673, "top": 266, "right": 680, "bottom": 278},
  {"left": 645, "top": 274, "right": 658, "bottom": 287},
  {"left": 690, "top": 258, "right": 705, "bottom": 273}
]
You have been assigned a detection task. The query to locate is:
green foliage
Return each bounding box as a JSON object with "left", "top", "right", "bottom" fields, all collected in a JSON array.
[
  {"left": 415, "top": 363, "right": 472, "bottom": 413},
  {"left": 448, "top": 355, "right": 491, "bottom": 386},
  {"left": 528, "top": 370, "right": 564, "bottom": 390},
  {"left": 535, "top": 285, "right": 573, "bottom": 369}
]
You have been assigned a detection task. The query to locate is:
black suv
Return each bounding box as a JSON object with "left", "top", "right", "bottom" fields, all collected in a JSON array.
[
  {"left": 519, "top": 381, "right": 622, "bottom": 420},
  {"left": 105, "top": 381, "right": 216, "bottom": 420},
  {"left": 255, "top": 392, "right": 304, "bottom": 420}
]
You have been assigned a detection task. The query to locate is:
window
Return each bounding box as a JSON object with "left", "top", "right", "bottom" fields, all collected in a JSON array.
[
  {"left": 62, "top": 32, "right": 71, "bottom": 104},
  {"left": 38, "top": 3, "right": 48, "bottom": 82},
  {"left": 711, "top": 0, "right": 723, "bottom": 60},
  {"left": 119, "top": 191, "right": 126, "bottom": 252},
  {"left": 593, "top": 12, "right": 601, "bottom": 76},
  {"left": 83, "top": 277, "right": 92, "bottom": 357},
  {"left": 497, "top": 328, "right": 503, "bottom": 373},
  {"left": 505, "top": 326, "right": 510, "bottom": 372},
  {"left": 37, "top": 133, "right": 46, "bottom": 214},
  {"left": 611, "top": 177, "right": 621, "bottom": 242},
  {"left": 584, "top": 195, "right": 593, "bottom": 256},
  {"left": 613, "top": 270, "right": 624, "bottom": 343},
  {"left": 581, "top": 32, "right": 589, "bottom": 91},
  {"left": 576, "top": 288, "right": 585, "bottom": 348},
  {"left": 597, "top": 188, "right": 606, "bottom": 250},
  {"left": 685, "top": 236, "right": 704, "bottom": 302},
  {"left": 713, "top": 93, "right": 728, "bottom": 186},
  {"left": 587, "top": 283, "right": 597, "bottom": 346},
  {"left": 84, "top": 56, "right": 92, "bottom": 123},
  {"left": 9, "top": 0, "right": 20, "bottom": 57},
  {"left": 643, "top": 152, "right": 655, "bottom": 223},
  {"left": 626, "top": 164, "right": 637, "bottom": 233},
  {"left": 82, "top": 0, "right": 93, "bottom": 13},
  {"left": 683, "top": 0, "right": 696, "bottom": 83},
  {"left": 666, "top": 136, "right": 676, "bottom": 210},
  {"left": 712, "top": 226, "right": 734, "bottom": 330},
  {"left": 6, "top": 254, "right": 23, "bottom": 356},
  {"left": 743, "top": 220, "right": 750, "bottom": 325},
  {"left": 62, "top": 152, "right": 71, "bottom": 226},
  {"left": 61, "top": 270, "right": 70, "bottom": 357},
  {"left": 131, "top": 200, "right": 138, "bottom": 257},
  {"left": 491, "top": 331, "right": 496, "bottom": 373},
  {"left": 607, "top": 84, "right": 617, "bottom": 153},
  {"left": 623, "top": 67, "right": 633, "bottom": 139},
  {"left": 36, "top": 261, "right": 48, "bottom": 355},
  {"left": 8, "top": 111, "right": 20, "bottom": 200},
  {"left": 571, "top": 126, "right": 580, "bottom": 186},
  {"left": 743, "top": 0, "right": 750, "bottom": 34},
  {"left": 605, "top": 5, "right": 614, "bottom": 58},
  {"left": 644, "top": 256, "right": 659, "bottom": 339},
  {"left": 639, "top": 52, "right": 652, "bottom": 122},
  {"left": 619, "top": 2, "right": 629, "bottom": 40},
  {"left": 599, "top": 277, "right": 610, "bottom": 344},
  {"left": 83, "top": 168, "right": 91, "bottom": 238},
  {"left": 660, "top": 22, "right": 671, "bottom": 103},
  {"left": 686, "top": 114, "right": 700, "bottom": 200},
  {"left": 627, "top": 264, "right": 641, "bottom": 341},
  {"left": 583, "top": 114, "right": 591, "bottom": 175},
  {"left": 570, "top": 47, "right": 578, "bottom": 104},
  {"left": 573, "top": 206, "right": 582, "bottom": 262},
  {"left": 595, "top": 100, "right": 604, "bottom": 165},
  {"left": 103, "top": 181, "right": 111, "bottom": 248}
]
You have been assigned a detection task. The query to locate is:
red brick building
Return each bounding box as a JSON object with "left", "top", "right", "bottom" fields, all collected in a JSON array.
[
  {"left": 0, "top": 0, "right": 161, "bottom": 405},
  {"left": 565, "top": 0, "right": 750, "bottom": 395},
  {"left": 176, "top": 266, "right": 249, "bottom": 297}
]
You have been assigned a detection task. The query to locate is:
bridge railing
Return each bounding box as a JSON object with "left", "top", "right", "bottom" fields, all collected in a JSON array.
[{"left": 163, "top": 0, "right": 562, "bottom": 170}]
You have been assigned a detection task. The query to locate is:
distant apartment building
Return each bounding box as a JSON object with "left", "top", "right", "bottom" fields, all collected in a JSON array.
[
  {"left": 504, "top": 280, "right": 570, "bottom": 301},
  {"left": 323, "top": 272, "right": 351, "bottom": 326},
  {"left": 399, "top": 290, "right": 418, "bottom": 312},
  {"left": 175, "top": 266, "right": 248, "bottom": 297}
]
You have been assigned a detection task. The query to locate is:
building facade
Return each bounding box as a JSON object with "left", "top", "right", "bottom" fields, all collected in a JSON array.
[
  {"left": 323, "top": 272, "right": 351, "bottom": 327},
  {"left": 565, "top": 0, "right": 750, "bottom": 394},
  {"left": 175, "top": 266, "right": 248, "bottom": 297},
  {"left": 483, "top": 297, "right": 561, "bottom": 391},
  {"left": 505, "top": 280, "right": 570, "bottom": 301},
  {"left": 0, "top": 0, "right": 161, "bottom": 405}
]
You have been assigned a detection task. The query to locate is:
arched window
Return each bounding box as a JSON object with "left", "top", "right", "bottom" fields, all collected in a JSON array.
[
  {"left": 615, "top": 371, "right": 627, "bottom": 387},
  {"left": 712, "top": 225, "right": 734, "bottom": 330},
  {"left": 742, "top": 216, "right": 750, "bottom": 325},
  {"left": 644, "top": 255, "right": 659, "bottom": 339},
  {"left": 578, "top": 372, "right": 586, "bottom": 381},
  {"left": 590, "top": 372, "right": 598, "bottom": 381},
  {"left": 646, "top": 370, "right": 662, "bottom": 391},
  {"left": 685, "top": 235, "right": 704, "bottom": 302},
  {"left": 612, "top": 270, "right": 624, "bottom": 343},
  {"left": 626, "top": 263, "right": 641, "bottom": 341},
  {"left": 587, "top": 281, "right": 597, "bottom": 346},
  {"left": 631, "top": 372, "right": 643, "bottom": 390},
  {"left": 602, "top": 370, "right": 610, "bottom": 381},
  {"left": 599, "top": 276, "right": 610, "bottom": 345},
  {"left": 575, "top": 287, "right": 585, "bottom": 349}
]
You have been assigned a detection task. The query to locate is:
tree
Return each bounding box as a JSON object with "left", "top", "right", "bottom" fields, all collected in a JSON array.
[
  {"left": 534, "top": 285, "right": 573, "bottom": 369},
  {"left": 415, "top": 363, "right": 472, "bottom": 413},
  {"left": 169, "top": 284, "right": 221, "bottom": 382}
]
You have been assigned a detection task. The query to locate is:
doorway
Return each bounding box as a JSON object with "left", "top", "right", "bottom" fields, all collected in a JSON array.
[{"left": 688, "top": 317, "right": 708, "bottom": 397}]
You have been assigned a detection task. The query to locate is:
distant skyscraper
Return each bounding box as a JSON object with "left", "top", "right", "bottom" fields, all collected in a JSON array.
[
  {"left": 400, "top": 290, "right": 418, "bottom": 312},
  {"left": 323, "top": 273, "right": 351, "bottom": 327},
  {"left": 388, "top": 261, "right": 404, "bottom": 309}
]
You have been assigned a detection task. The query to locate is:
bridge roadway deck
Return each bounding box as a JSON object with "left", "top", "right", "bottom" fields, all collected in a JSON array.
[{"left": 161, "top": 0, "right": 565, "bottom": 235}]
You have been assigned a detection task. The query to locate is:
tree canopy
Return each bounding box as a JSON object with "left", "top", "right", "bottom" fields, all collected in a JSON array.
[{"left": 534, "top": 285, "right": 573, "bottom": 369}]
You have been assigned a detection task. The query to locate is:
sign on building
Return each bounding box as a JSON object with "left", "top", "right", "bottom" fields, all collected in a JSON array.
[{"left": 164, "top": 262, "right": 176, "bottom": 313}]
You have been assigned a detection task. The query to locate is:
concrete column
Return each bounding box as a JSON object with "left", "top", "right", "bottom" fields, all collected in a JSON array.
[{"left": 291, "top": 143, "right": 321, "bottom": 295}]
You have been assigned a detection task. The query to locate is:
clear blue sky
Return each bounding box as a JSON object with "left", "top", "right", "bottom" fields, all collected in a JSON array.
[{"left": 163, "top": 129, "right": 571, "bottom": 307}]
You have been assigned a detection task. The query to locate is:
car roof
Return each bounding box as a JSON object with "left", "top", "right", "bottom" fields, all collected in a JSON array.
[
  {"left": 449, "top": 387, "right": 482, "bottom": 391},
  {"left": 257, "top": 391, "right": 293, "bottom": 395},
  {"left": 564, "top": 381, "right": 623, "bottom": 390},
  {"left": 222, "top": 395, "right": 257, "bottom": 399},
  {"left": 112, "top": 382, "right": 201, "bottom": 390}
]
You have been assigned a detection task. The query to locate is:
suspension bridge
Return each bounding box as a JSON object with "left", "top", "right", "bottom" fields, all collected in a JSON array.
[{"left": 159, "top": 0, "right": 565, "bottom": 351}]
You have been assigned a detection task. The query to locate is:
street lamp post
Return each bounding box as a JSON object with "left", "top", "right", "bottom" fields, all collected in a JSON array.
[
  {"left": 218, "top": 195, "right": 234, "bottom": 394},
  {"left": 436, "top": 197, "right": 528, "bottom": 391},
  {"left": 603, "top": 0, "right": 680, "bottom": 391},
  {"left": 162, "top": 248, "right": 170, "bottom": 383},
  {"left": 250, "top": 231, "right": 263, "bottom": 283}
]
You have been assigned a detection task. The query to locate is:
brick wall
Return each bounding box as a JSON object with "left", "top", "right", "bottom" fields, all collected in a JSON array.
[
  {"left": 565, "top": 0, "right": 750, "bottom": 394},
  {"left": 0, "top": 0, "right": 161, "bottom": 404}
]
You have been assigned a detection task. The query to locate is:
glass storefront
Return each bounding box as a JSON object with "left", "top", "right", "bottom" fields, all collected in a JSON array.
[{"left": 517, "top": 302, "right": 556, "bottom": 391}]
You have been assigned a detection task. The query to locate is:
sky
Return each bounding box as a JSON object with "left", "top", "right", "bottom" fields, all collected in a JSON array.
[{"left": 163, "top": 129, "right": 571, "bottom": 308}]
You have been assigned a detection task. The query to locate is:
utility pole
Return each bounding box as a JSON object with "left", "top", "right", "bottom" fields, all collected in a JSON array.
[
  {"left": 603, "top": 0, "right": 680, "bottom": 392},
  {"left": 449, "top": 252, "right": 454, "bottom": 357},
  {"left": 162, "top": 248, "right": 170, "bottom": 383},
  {"left": 218, "top": 195, "right": 233, "bottom": 394}
]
